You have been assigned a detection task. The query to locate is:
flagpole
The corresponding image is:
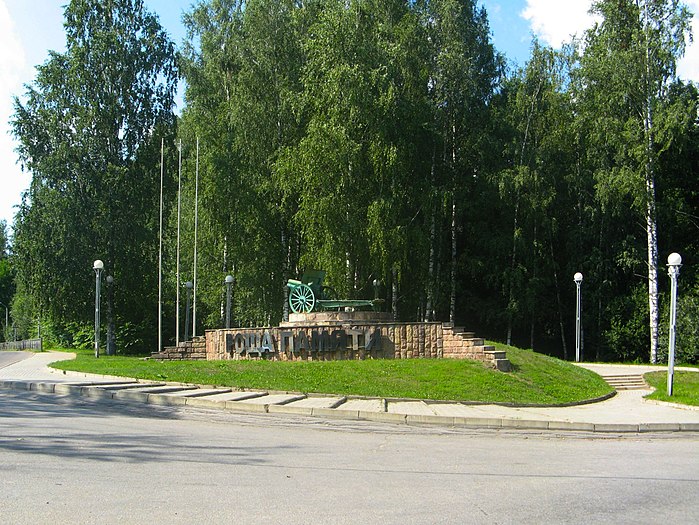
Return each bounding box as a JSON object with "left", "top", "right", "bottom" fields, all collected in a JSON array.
[
  {"left": 158, "top": 138, "right": 164, "bottom": 352},
  {"left": 193, "top": 136, "right": 199, "bottom": 338},
  {"left": 176, "top": 139, "right": 182, "bottom": 346}
]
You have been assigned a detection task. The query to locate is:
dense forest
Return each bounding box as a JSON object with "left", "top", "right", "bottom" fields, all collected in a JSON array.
[{"left": 5, "top": 0, "right": 699, "bottom": 363}]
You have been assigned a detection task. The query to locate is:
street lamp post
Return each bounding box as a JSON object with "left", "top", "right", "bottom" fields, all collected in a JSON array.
[
  {"left": 667, "top": 253, "right": 682, "bottom": 397},
  {"left": 184, "top": 281, "right": 193, "bottom": 342},
  {"left": 574, "top": 272, "right": 583, "bottom": 363},
  {"left": 225, "top": 275, "right": 234, "bottom": 329},
  {"left": 93, "top": 260, "right": 104, "bottom": 358}
]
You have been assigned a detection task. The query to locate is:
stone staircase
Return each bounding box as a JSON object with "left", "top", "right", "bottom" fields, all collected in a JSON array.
[
  {"left": 442, "top": 324, "right": 511, "bottom": 372},
  {"left": 600, "top": 374, "right": 648, "bottom": 390},
  {"left": 151, "top": 336, "right": 207, "bottom": 360}
]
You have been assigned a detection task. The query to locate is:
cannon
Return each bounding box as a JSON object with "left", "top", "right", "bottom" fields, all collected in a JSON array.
[{"left": 286, "top": 270, "right": 378, "bottom": 314}]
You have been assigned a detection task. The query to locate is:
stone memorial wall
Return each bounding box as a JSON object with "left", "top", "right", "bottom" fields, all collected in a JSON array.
[{"left": 202, "top": 313, "right": 510, "bottom": 371}]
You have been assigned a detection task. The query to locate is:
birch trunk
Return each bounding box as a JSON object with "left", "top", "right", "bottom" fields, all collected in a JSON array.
[
  {"left": 643, "top": 0, "right": 659, "bottom": 364},
  {"left": 646, "top": 172, "right": 659, "bottom": 363},
  {"left": 425, "top": 149, "right": 437, "bottom": 322},
  {"left": 281, "top": 229, "right": 289, "bottom": 322}
]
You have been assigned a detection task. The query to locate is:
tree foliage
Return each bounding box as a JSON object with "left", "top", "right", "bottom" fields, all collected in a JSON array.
[
  {"left": 11, "top": 0, "right": 177, "bottom": 348},
  {"left": 7, "top": 0, "right": 699, "bottom": 364}
]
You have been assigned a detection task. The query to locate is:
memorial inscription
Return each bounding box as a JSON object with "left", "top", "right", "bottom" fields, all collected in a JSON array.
[{"left": 224, "top": 328, "right": 382, "bottom": 357}]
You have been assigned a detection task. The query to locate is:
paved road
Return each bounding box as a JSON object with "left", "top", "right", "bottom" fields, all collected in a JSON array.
[
  {"left": 1, "top": 388, "right": 698, "bottom": 524},
  {"left": 0, "top": 350, "right": 32, "bottom": 369}
]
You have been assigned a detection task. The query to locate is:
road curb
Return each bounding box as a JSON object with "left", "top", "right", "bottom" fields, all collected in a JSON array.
[{"left": 2, "top": 379, "right": 698, "bottom": 434}]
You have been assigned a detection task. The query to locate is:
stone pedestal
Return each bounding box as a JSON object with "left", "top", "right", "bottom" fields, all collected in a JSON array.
[{"left": 283, "top": 311, "right": 394, "bottom": 326}]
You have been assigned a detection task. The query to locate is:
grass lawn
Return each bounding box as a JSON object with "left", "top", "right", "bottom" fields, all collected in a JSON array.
[
  {"left": 48, "top": 342, "right": 612, "bottom": 405},
  {"left": 644, "top": 370, "right": 699, "bottom": 406}
]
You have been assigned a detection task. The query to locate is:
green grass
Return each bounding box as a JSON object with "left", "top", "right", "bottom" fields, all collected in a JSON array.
[
  {"left": 644, "top": 371, "right": 699, "bottom": 406},
  {"left": 48, "top": 343, "right": 613, "bottom": 405}
]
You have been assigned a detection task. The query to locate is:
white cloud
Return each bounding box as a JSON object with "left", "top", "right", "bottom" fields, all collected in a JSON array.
[
  {"left": 521, "top": 0, "right": 598, "bottom": 47},
  {"left": 521, "top": 0, "right": 699, "bottom": 83},
  {"left": 0, "top": 0, "right": 30, "bottom": 227},
  {"left": 677, "top": 0, "right": 699, "bottom": 83}
]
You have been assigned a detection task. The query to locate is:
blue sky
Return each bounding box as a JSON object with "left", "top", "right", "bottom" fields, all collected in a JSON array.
[{"left": 1, "top": 0, "right": 698, "bottom": 227}]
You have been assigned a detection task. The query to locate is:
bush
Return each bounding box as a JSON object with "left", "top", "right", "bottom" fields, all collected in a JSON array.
[{"left": 601, "top": 283, "right": 649, "bottom": 362}]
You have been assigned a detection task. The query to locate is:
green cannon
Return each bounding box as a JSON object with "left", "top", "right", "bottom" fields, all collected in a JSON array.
[{"left": 286, "top": 270, "right": 378, "bottom": 314}]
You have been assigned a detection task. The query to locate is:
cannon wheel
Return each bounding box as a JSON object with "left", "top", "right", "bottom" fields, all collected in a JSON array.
[{"left": 289, "top": 283, "right": 315, "bottom": 313}]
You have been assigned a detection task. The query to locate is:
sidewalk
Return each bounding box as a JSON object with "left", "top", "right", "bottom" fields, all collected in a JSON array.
[{"left": 2, "top": 351, "right": 699, "bottom": 433}]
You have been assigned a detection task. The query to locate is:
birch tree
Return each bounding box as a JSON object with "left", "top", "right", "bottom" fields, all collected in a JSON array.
[
  {"left": 11, "top": 0, "right": 177, "bottom": 349},
  {"left": 579, "top": 0, "right": 692, "bottom": 363}
]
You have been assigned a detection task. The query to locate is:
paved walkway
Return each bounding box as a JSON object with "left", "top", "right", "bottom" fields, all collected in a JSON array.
[{"left": 2, "top": 351, "right": 699, "bottom": 433}]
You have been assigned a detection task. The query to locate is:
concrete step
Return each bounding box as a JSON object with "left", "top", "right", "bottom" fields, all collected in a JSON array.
[
  {"left": 483, "top": 349, "right": 507, "bottom": 360},
  {"left": 601, "top": 374, "right": 648, "bottom": 390}
]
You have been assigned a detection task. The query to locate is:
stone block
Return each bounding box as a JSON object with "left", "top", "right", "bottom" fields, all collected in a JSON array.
[
  {"left": 453, "top": 417, "right": 502, "bottom": 429},
  {"left": 147, "top": 394, "right": 188, "bottom": 406},
  {"left": 361, "top": 411, "right": 407, "bottom": 424},
  {"left": 224, "top": 401, "right": 269, "bottom": 413},
  {"left": 268, "top": 404, "right": 313, "bottom": 416},
  {"left": 31, "top": 383, "right": 56, "bottom": 394},
  {"left": 10, "top": 381, "right": 31, "bottom": 390},
  {"left": 547, "top": 421, "right": 595, "bottom": 432},
  {"left": 495, "top": 359, "right": 512, "bottom": 372},
  {"left": 639, "top": 423, "right": 681, "bottom": 433},
  {"left": 54, "top": 384, "right": 83, "bottom": 395},
  {"left": 593, "top": 423, "right": 640, "bottom": 433},
  {"left": 113, "top": 390, "right": 149, "bottom": 403},
  {"left": 186, "top": 397, "right": 226, "bottom": 409},
  {"left": 81, "top": 387, "right": 115, "bottom": 400},
  {"left": 311, "top": 407, "right": 360, "bottom": 420},
  {"left": 501, "top": 419, "right": 549, "bottom": 430},
  {"left": 406, "top": 414, "right": 454, "bottom": 426}
]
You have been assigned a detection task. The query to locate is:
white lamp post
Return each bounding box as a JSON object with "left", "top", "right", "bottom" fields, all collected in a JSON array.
[
  {"left": 574, "top": 272, "right": 583, "bottom": 362},
  {"left": 225, "top": 275, "right": 234, "bottom": 329},
  {"left": 667, "top": 253, "right": 682, "bottom": 396},
  {"left": 93, "top": 260, "right": 104, "bottom": 358}
]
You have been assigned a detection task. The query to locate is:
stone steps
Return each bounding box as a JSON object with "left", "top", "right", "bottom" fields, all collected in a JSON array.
[
  {"left": 442, "top": 323, "right": 511, "bottom": 371},
  {"left": 601, "top": 374, "right": 649, "bottom": 390}
]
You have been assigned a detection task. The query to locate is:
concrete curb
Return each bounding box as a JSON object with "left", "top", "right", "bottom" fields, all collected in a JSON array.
[{"left": 2, "top": 379, "right": 698, "bottom": 434}]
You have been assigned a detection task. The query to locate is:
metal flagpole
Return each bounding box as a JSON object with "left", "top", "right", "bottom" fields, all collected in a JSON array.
[
  {"left": 193, "top": 137, "right": 199, "bottom": 338},
  {"left": 158, "top": 138, "right": 164, "bottom": 352},
  {"left": 176, "top": 139, "right": 182, "bottom": 346}
]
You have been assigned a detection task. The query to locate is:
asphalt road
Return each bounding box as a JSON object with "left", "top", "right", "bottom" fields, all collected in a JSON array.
[
  {"left": 0, "top": 350, "right": 31, "bottom": 369},
  {"left": 1, "top": 389, "right": 698, "bottom": 524}
]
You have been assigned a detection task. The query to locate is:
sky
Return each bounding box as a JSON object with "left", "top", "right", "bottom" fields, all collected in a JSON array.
[{"left": 1, "top": 0, "right": 698, "bottom": 229}]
